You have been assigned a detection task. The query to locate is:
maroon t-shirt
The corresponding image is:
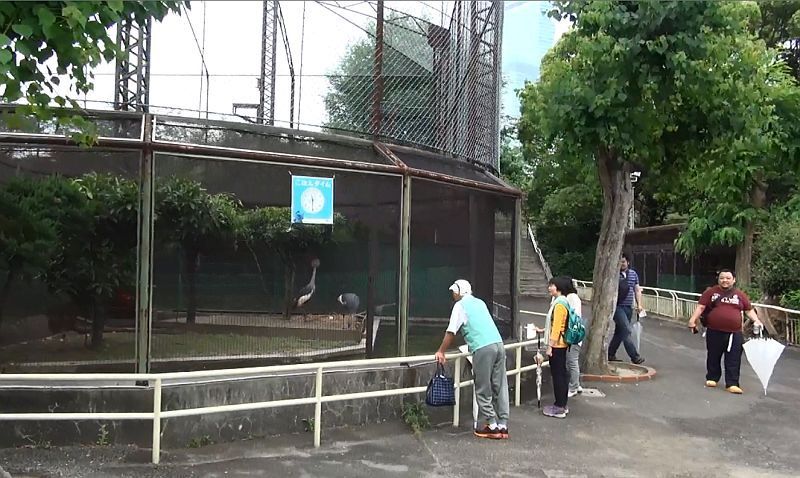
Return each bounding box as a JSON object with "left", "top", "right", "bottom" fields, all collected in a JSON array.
[{"left": 699, "top": 286, "right": 752, "bottom": 333}]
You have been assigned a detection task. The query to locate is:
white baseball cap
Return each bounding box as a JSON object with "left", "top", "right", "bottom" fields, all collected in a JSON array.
[{"left": 449, "top": 279, "right": 472, "bottom": 296}]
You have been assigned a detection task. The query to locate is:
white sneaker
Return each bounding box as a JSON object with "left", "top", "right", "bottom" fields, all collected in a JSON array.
[{"left": 568, "top": 389, "right": 579, "bottom": 398}]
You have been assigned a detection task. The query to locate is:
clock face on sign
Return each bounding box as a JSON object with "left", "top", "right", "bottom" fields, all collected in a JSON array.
[{"left": 300, "top": 187, "right": 325, "bottom": 214}]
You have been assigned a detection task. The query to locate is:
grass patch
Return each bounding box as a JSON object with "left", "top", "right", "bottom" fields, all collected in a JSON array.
[{"left": 0, "top": 330, "right": 354, "bottom": 365}]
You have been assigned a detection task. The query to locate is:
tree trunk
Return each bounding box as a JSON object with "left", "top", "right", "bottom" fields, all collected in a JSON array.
[
  {"left": 581, "top": 151, "right": 633, "bottom": 374},
  {"left": 184, "top": 248, "right": 199, "bottom": 324},
  {"left": 283, "top": 264, "right": 296, "bottom": 320},
  {"left": 90, "top": 299, "right": 105, "bottom": 349},
  {"left": 0, "top": 268, "right": 17, "bottom": 327},
  {"left": 734, "top": 180, "right": 767, "bottom": 287}
]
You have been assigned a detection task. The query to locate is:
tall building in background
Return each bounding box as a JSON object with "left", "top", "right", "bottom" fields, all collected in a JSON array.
[{"left": 501, "top": 1, "right": 557, "bottom": 119}]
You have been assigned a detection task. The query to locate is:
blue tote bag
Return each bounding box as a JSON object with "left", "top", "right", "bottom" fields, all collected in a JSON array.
[{"left": 426, "top": 363, "right": 456, "bottom": 407}]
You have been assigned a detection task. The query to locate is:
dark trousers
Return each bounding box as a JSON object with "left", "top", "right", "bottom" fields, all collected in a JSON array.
[
  {"left": 549, "top": 347, "right": 569, "bottom": 408},
  {"left": 608, "top": 305, "right": 640, "bottom": 360},
  {"left": 705, "top": 329, "right": 744, "bottom": 387}
]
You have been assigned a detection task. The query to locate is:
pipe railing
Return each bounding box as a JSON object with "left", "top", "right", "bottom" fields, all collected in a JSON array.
[
  {"left": 0, "top": 335, "right": 548, "bottom": 465},
  {"left": 572, "top": 280, "right": 800, "bottom": 346},
  {"left": 527, "top": 223, "right": 553, "bottom": 280}
]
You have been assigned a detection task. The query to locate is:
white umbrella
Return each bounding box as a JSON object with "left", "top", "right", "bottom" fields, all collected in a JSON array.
[
  {"left": 743, "top": 334, "right": 785, "bottom": 395},
  {"left": 525, "top": 324, "right": 545, "bottom": 408}
]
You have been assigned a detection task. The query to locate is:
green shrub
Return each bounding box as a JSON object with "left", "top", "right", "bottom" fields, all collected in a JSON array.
[
  {"left": 401, "top": 401, "right": 430, "bottom": 434},
  {"left": 755, "top": 219, "right": 800, "bottom": 296},
  {"left": 739, "top": 284, "right": 764, "bottom": 302},
  {"left": 780, "top": 290, "right": 800, "bottom": 310}
]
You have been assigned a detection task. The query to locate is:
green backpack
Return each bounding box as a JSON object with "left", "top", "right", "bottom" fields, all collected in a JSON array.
[{"left": 555, "top": 297, "right": 586, "bottom": 345}]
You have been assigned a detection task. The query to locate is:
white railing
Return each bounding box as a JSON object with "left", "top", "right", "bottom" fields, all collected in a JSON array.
[
  {"left": 572, "top": 280, "right": 800, "bottom": 346},
  {"left": 527, "top": 223, "right": 553, "bottom": 280},
  {"left": 0, "top": 336, "right": 548, "bottom": 465}
]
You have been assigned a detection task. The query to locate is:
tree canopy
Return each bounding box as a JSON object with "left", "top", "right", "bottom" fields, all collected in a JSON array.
[
  {"left": 323, "top": 14, "right": 435, "bottom": 143},
  {"left": 0, "top": 1, "right": 182, "bottom": 141},
  {"left": 520, "top": 0, "right": 794, "bottom": 373}
]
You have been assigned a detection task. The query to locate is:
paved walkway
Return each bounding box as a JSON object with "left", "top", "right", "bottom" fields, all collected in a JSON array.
[{"left": 2, "top": 308, "right": 799, "bottom": 477}]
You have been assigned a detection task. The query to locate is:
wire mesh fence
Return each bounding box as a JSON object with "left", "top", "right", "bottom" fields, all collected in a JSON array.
[
  {"left": 0, "top": 0, "right": 516, "bottom": 373},
  {"left": 42, "top": 1, "right": 504, "bottom": 172}
]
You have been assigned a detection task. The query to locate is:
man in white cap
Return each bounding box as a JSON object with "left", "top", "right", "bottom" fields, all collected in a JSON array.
[{"left": 435, "top": 279, "right": 509, "bottom": 439}]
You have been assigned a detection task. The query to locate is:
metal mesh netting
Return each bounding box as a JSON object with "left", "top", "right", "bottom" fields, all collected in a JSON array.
[
  {"left": 60, "top": 1, "right": 504, "bottom": 172},
  {"left": 318, "top": 1, "right": 503, "bottom": 170},
  {"left": 0, "top": 146, "right": 141, "bottom": 372},
  {"left": 149, "top": 154, "right": 402, "bottom": 368},
  {"left": 403, "top": 179, "right": 514, "bottom": 356}
]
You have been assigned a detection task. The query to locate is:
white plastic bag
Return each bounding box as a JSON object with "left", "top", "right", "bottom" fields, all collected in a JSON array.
[{"left": 632, "top": 320, "right": 642, "bottom": 352}]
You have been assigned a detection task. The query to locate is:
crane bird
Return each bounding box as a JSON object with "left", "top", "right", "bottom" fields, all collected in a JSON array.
[
  {"left": 337, "top": 293, "right": 360, "bottom": 328},
  {"left": 293, "top": 258, "right": 320, "bottom": 320}
]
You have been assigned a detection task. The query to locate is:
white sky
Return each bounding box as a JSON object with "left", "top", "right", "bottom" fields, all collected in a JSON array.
[{"left": 54, "top": 1, "right": 568, "bottom": 128}]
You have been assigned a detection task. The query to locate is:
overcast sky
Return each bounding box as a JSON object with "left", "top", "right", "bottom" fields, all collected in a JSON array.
[{"left": 65, "top": 1, "right": 566, "bottom": 128}]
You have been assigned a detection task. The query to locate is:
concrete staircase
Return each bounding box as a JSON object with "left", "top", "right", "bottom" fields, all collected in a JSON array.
[
  {"left": 493, "top": 218, "right": 551, "bottom": 299},
  {"left": 519, "top": 224, "right": 550, "bottom": 297}
]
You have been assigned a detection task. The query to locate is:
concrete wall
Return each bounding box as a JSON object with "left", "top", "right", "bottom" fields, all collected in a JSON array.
[{"left": 0, "top": 361, "right": 453, "bottom": 449}]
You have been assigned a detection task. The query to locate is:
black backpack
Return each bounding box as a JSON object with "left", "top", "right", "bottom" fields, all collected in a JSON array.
[{"left": 617, "top": 272, "right": 630, "bottom": 304}]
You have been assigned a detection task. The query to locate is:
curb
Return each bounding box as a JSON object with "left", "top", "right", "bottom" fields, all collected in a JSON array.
[{"left": 581, "top": 364, "right": 657, "bottom": 383}]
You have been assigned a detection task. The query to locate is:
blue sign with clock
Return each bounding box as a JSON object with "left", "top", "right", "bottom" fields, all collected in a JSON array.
[{"left": 291, "top": 175, "right": 334, "bottom": 224}]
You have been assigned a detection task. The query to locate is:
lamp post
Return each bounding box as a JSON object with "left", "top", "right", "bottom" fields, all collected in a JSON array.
[{"left": 629, "top": 171, "right": 641, "bottom": 230}]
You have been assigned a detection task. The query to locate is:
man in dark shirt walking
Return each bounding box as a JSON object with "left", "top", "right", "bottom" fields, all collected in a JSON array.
[
  {"left": 608, "top": 254, "right": 645, "bottom": 364},
  {"left": 688, "top": 269, "right": 763, "bottom": 394}
]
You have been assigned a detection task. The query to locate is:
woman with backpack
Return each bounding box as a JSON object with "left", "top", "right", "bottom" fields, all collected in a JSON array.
[
  {"left": 563, "top": 279, "right": 584, "bottom": 397},
  {"left": 542, "top": 276, "right": 573, "bottom": 418}
]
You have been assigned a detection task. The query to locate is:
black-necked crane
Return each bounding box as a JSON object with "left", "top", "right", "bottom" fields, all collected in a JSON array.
[{"left": 293, "top": 258, "right": 320, "bottom": 319}]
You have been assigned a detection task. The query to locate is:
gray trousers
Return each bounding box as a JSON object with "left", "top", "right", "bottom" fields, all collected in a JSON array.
[
  {"left": 472, "top": 342, "right": 510, "bottom": 428},
  {"left": 567, "top": 344, "right": 581, "bottom": 392}
]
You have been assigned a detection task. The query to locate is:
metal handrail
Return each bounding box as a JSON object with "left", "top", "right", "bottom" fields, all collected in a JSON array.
[
  {"left": 0, "top": 335, "right": 547, "bottom": 465},
  {"left": 572, "top": 280, "right": 800, "bottom": 346},
  {"left": 527, "top": 223, "right": 553, "bottom": 280}
]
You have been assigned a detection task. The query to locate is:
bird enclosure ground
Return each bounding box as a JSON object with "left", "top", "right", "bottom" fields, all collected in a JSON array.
[
  {"left": 168, "top": 311, "right": 365, "bottom": 330},
  {"left": 0, "top": 330, "right": 354, "bottom": 369}
]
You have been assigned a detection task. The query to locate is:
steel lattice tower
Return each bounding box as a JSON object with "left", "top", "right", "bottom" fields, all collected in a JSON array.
[
  {"left": 113, "top": 16, "right": 153, "bottom": 112},
  {"left": 258, "top": 0, "right": 278, "bottom": 125}
]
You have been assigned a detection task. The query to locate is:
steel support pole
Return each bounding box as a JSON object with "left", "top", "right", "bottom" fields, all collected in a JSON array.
[
  {"left": 151, "top": 377, "right": 162, "bottom": 464},
  {"left": 371, "top": 0, "right": 385, "bottom": 137},
  {"left": 398, "top": 175, "right": 411, "bottom": 356},
  {"left": 510, "top": 198, "right": 521, "bottom": 339},
  {"left": 314, "top": 366, "right": 323, "bottom": 447},
  {"left": 135, "top": 115, "right": 155, "bottom": 374}
]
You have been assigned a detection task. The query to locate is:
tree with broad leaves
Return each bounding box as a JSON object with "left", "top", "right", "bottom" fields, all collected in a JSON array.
[
  {"left": 0, "top": 1, "right": 183, "bottom": 142},
  {"left": 756, "top": 0, "right": 800, "bottom": 81},
  {"left": 520, "top": 0, "right": 790, "bottom": 374},
  {"left": 673, "top": 2, "right": 800, "bottom": 286},
  {"left": 156, "top": 177, "right": 242, "bottom": 324},
  {"left": 323, "top": 13, "right": 435, "bottom": 143},
  {"left": 42, "top": 173, "right": 139, "bottom": 348},
  {"left": 241, "top": 207, "right": 353, "bottom": 320},
  {"left": 0, "top": 177, "right": 59, "bottom": 327}
]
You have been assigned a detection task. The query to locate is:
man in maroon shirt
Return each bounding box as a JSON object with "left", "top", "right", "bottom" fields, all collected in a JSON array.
[{"left": 688, "top": 269, "right": 762, "bottom": 394}]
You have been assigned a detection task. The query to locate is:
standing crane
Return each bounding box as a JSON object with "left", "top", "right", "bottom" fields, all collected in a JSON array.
[
  {"left": 293, "top": 258, "right": 320, "bottom": 320},
  {"left": 337, "top": 293, "right": 361, "bottom": 329}
]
